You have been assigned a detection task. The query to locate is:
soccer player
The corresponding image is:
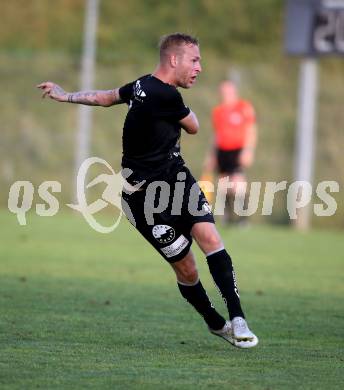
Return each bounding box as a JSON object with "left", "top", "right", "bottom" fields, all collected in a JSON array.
[
  {"left": 37, "top": 33, "right": 258, "bottom": 348},
  {"left": 204, "top": 81, "right": 257, "bottom": 225}
]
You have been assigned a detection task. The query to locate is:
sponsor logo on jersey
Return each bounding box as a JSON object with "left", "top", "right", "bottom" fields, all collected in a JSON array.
[
  {"left": 134, "top": 80, "right": 146, "bottom": 102},
  {"left": 152, "top": 224, "right": 175, "bottom": 244}
]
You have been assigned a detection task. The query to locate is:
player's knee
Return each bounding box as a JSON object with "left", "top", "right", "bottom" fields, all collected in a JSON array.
[
  {"left": 180, "top": 266, "right": 199, "bottom": 284},
  {"left": 204, "top": 234, "right": 222, "bottom": 251}
]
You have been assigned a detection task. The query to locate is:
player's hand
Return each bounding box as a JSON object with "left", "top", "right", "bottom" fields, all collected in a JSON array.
[
  {"left": 239, "top": 149, "right": 254, "bottom": 168},
  {"left": 36, "top": 81, "right": 68, "bottom": 102}
]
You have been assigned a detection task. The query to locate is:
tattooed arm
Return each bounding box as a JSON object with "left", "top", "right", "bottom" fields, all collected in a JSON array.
[{"left": 37, "top": 81, "right": 122, "bottom": 106}]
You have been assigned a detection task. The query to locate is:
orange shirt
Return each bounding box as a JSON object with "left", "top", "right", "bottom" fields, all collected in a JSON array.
[{"left": 212, "top": 100, "right": 256, "bottom": 151}]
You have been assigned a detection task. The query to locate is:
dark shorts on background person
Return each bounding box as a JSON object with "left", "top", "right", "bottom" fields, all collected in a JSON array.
[
  {"left": 216, "top": 148, "right": 243, "bottom": 174},
  {"left": 122, "top": 166, "right": 214, "bottom": 263}
]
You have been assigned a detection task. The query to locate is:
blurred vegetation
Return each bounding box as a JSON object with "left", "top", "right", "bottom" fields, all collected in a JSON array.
[
  {"left": 0, "top": 0, "right": 343, "bottom": 227},
  {"left": 0, "top": 0, "right": 282, "bottom": 62}
]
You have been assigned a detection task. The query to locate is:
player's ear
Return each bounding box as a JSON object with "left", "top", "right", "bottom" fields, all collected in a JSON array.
[{"left": 170, "top": 53, "right": 178, "bottom": 68}]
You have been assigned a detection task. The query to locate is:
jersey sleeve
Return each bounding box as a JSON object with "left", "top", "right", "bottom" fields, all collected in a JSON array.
[
  {"left": 119, "top": 81, "right": 134, "bottom": 104},
  {"left": 159, "top": 88, "right": 190, "bottom": 121}
]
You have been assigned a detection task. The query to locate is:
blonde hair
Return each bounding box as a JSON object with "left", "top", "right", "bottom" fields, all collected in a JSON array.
[{"left": 159, "top": 33, "right": 199, "bottom": 62}]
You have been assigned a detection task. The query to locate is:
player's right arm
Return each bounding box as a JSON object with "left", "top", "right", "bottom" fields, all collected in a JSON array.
[
  {"left": 37, "top": 81, "right": 123, "bottom": 106},
  {"left": 202, "top": 144, "right": 217, "bottom": 172}
]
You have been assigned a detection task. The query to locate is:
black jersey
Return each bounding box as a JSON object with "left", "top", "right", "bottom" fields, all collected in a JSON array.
[{"left": 119, "top": 74, "right": 190, "bottom": 184}]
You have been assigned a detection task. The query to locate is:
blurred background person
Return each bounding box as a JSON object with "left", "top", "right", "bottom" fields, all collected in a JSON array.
[{"left": 203, "top": 81, "right": 257, "bottom": 225}]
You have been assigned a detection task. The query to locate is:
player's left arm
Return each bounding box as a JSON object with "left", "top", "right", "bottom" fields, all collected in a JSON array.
[
  {"left": 240, "top": 101, "right": 257, "bottom": 168},
  {"left": 179, "top": 110, "right": 199, "bottom": 134},
  {"left": 245, "top": 123, "right": 257, "bottom": 151},
  {"left": 240, "top": 123, "right": 257, "bottom": 168}
]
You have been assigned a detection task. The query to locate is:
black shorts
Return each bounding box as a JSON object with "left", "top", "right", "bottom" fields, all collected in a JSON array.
[
  {"left": 217, "top": 148, "right": 243, "bottom": 174},
  {"left": 121, "top": 166, "right": 214, "bottom": 263}
]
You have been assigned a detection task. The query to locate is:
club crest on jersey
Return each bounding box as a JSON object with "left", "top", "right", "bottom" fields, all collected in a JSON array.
[
  {"left": 134, "top": 80, "right": 146, "bottom": 102},
  {"left": 152, "top": 225, "right": 175, "bottom": 244}
]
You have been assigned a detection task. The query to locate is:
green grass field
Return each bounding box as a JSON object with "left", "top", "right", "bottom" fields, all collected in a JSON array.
[{"left": 0, "top": 210, "right": 343, "bottom": 389}]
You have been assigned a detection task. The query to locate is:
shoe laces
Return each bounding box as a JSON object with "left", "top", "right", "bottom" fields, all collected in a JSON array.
[{"left": 232, "top": 317, "right": 248, "bottom": 331}]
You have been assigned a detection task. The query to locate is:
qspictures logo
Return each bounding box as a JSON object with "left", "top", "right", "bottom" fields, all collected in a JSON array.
[
  {"left": 7, "top": 157, "right": 144, "bottom": 233},
  {"left": 7, "top": 157, "right": 340, "bottom": 233}
]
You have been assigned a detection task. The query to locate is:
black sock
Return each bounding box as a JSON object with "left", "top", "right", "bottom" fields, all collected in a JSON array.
[
  {"left": 178, "top": 280, "right": 226, "bottom": 330},
  {"left": 206, "top": 249, "right": 245, "bottom": 320}
]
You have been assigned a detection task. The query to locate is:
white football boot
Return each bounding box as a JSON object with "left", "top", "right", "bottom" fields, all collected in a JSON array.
[
  {"left": 209, "top": 318, "right": 258, "bottom": 349},
  {"left": 231, "top": 317, "right": 259, "bottom": 348},
  {"left": 209, "top": 320, "right": 235, "bottom": 346}
]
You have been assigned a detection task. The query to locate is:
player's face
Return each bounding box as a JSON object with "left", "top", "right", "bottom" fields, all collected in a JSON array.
[
  {"left": 220, "top": 82, "right": 238, "bottom": 103},
  {"left": 176, "top": 44, "right": 202, "bottom": 89}
]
